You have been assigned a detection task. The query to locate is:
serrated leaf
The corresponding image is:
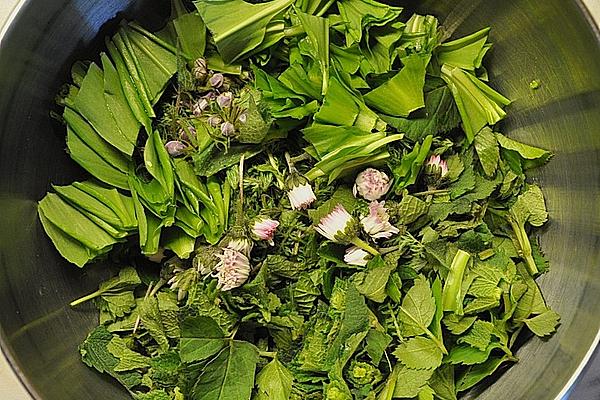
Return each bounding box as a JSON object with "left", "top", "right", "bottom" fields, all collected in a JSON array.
[
  {"left": 524, "top": 309, "right": 560, "bottom": 337},
  {"left": 392, "top": 364, "right": 434, "bottom": 398},
  {"left": 457, "top": 320, "right": 495, "bottom": 351},
  {"left": 443, "top": 314, "right": 477, "bottom": 335},
  {"left": 365, "top": 329, "right": 393, "bottom": 365},
  {"left": 398, "top": 277, "right": 436, "bottom": 337},
  {"left": 393, "top": 336, "right": 443, "bottom": 370},
  {"left": 107, "top": 336, "right": 150, "bottom": 372}
]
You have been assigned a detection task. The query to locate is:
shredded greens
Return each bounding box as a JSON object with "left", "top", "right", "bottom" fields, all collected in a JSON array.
[{"left": 39, "top": 0, "right": 559, "bottom": 399}]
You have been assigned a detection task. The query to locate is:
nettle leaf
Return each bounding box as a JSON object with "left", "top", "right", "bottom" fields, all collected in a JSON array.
[
  {"left": 510, "top": 185, "right": 548, "bottom": 227},
  {"left": 365, "top": 329, "right": 392, "bottom": 365},
  {"left": 398, "top": 276, "right": 436, "bottom": 337},
  {"left": 428, "top": 365, "right": 457, "bottom": 400},
  {"left": 389, "top": 193, "right": 429, "bottom": 225},
  {"left": 474, "top": 127, "right": 500, "bottom": 177},
  {"left": 393, "top": 336, "right": 443, "bottom": 370},
  {"left": 392, "top": 364, "right": 434, "bottom": 398},
  {"left": 523, "top": 309, "right": 560, "bottom": 337},
  {"left": 353, "top": 257, "right": 396, "bottom": 303},
  {"left": 107, "top": 335, "right": 150, "bottom": 372},
  {"left": 195, "top": 0, "right": 294, "bottom": 63},
  {"left": 255, "top": 358, "right": 294, "bottom": 400}
]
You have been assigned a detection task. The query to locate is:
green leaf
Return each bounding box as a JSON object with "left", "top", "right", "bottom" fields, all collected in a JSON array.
[
  {"left": 398, "top": 277, "right": 436, "bottom": 338},
  {"left": 107, "top": 335, "right": 151, "bottom": 372},
  {"left": 428, "top": 365, "right": 457, "bottom": 400},
  {"left": 474, "top": 127, "right": 500, "bottom": 177},
  {"left": 139, "top": 295, "right": 170, "bottom": 353},
  {"left": 457, "top": 320, "right": 495, "bottom": 351},
  {"left": 236, "top": 88, "right": 272, "bottom": 144},
  {"left": 191, "top": 340, "right": 259, "bottom": 400},
  {"left": 445, "top": 342, "right": 502, "bottom": 366},
  {"left": 523, "top": 309, "right": 560, "bottom": 337},
  {"left": 158, "top": 0, "right": 207, "bottom": 60},
  {"left": 352, "top": 257, "right": 395, "bottom": 303},
  {"left": 457, "top": 355, "right": 512, "bottom": 392},
  {"left": 393, "top": 336, "right": 443, "bottom": 370},
  {"left": 390, "top": 135, "right": 433, "bottom": 192},
  {"left": 255, "top": 358, "right": 294, "bottom": 400},
  {"left": 391, "top": 194, "right": 429, "bottom": 225},
  {"left": 336, "top": 0, "right": 403, "bottom": 47},
  {"left": 71, "top": 63, "right": 135, "bottom": 155},
  {"left": 496, "top": 133, "right": 552, "bottom": 163},
  {"left": 392, "top": 364, "right": 433, "bottom": 398},
  {"left": 194, "top": 0, "right": 293, "bottom": 63},
  {"left": 180, "top": 316, "right": 226, "bottom": 363},
  {"left": 441, "top": 65, "right": 510, "bottom": 143},
  {"left": 437, "top": 28, "right": 491, "bottom": 71},
  {"left": 296, "top": 11, "right": 329, "bottom": 95},
  {"left": 382, "top": 86, "right": 461, "bottom": 142},
  {"left": 365, "top": 329, "right": 392, "bottom": 365},
  {"left": 364, "top": 54, "right": 430, "bottom": 117},
  {"left": 442, "top": 315, "right": 476, "bottom": 335},
  {"left": 163, "top": 226, "right": 196, "bottom": 259},
  {"left": 38, "top": 193, "right": 118, "bottom": 252},
  {"left": 79, "top": 326, "right": 142, "bottom": 389}
]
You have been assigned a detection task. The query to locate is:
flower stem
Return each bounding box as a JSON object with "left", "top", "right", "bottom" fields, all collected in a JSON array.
[
  {"left": 350, "top": 237, "right": 380, "bottom": 256},
  {"left": 258, "top": 351, "right": 277, "bottom": 359}
]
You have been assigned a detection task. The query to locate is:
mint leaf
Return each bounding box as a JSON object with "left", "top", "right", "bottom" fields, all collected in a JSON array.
[
  {"left": 107, "top": 335, "right": 150, "bottom": 372},
  {"left": 457, "top": 320, "right": 495, "bottom": 351},
  {"left": 398, "top": 276, "right": 436, "bottom": 337},
  {"left": 393, "top": 336, "right": 443, "bottom": 370},
  {"left": 255, "top": 358, "right": 293, "bottom": 400},
  {"left": 524, "top": 310, "right": 560, "bottom": 337},
  {"left": 392, "top": 364, "right": 434, "bottom": 398}
]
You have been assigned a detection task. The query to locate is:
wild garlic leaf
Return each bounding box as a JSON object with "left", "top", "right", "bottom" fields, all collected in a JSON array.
[
  {"left": 442, "top": 250, "right": 471, "bottom": 315},
  {"left": 179, "top": 316, "right": 226, "bottom": 363},
  {"left": 390, "top": 134, "right": 433, "bottom": 192},
  {"left": 456, "top": 355, "right": 512, "bottom": 392},
  {"left": 255, "top": 358, "right": 294, "bottom": 400},
  {"left": 474, "top": 127, "right": 500, "bottom": 177},
  {"left": 393, "top": 336, "right": 444, "bottom": 370},
  {"left": 296, "top": 11, "right": 329, "bottom": 95},
  {"left": 524, "top": 309, "right": 561, "bottom": 337},
  {"left": 436, "top": 27, "right": 491, "bottom": 71},
  {"left": 157, "top": 0, "right": 207, "bottom": 60},
  {"left": 191, "top": 340, "right": 259, "bottom": 400},
  {"left": 195, "top": 0, "right": 294, "bottom": 63},
  {"left": 337, "top": 0, "right": 403, "bottom": 47},
  {"left": 382, "top": 86, "right": 461, "bottom": 142},
  {"left": 496, "top": 132, "right": 552, "bottom": 163},
  {"left": 441, "top": 65, "right": 511, "bottom": 143},
  {"left": 364, "top": 54, "right": 430, "bottom": 117},
  {"left": 398, "top": 276, "right": 436, "bottom": 337},
  {"left": 391, "top": 364, "right": 434, "bottom": 398}
]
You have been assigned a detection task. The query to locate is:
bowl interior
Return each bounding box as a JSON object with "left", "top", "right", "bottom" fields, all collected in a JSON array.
[{"left": 1, "top": 0, "right": 600, "bottom": 399}]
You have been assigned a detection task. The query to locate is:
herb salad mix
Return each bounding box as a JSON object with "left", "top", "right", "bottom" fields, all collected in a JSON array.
[{"left": 37, "top": 0, "right": 560, "bottom": 399}]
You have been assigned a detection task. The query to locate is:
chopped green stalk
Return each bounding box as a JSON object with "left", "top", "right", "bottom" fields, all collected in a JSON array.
[
  {"left": 508, "top": 215, "right": 538, "bottom": 276},
  {"left": 442, "top": 250, "right": 471, "bottom": 315},
  {"left": 350, "top": 237, "right": 380, "bottom": 256}
]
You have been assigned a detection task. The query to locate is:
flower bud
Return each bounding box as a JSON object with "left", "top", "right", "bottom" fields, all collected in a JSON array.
[
  {"left": 424, "top": 154, "right": 449, "bottom": 186},
  {"left": 353, "top": 168, "right": 392, "bottom": 201},
  {"left": 286, "top": 173, "right": 316, "bottom": 210},
  {"left": 220, "top": 121, "right": 235, "bottom": 137},
  {"left": 360, "top": 201, "right": 399, "bottom": 240},
  {"left": 238, "top": 112, "right": 248, "bottom": 124},
  {"left": 344, "top": 246, "right": 371, "bottom": 266},
  {"left": 192, "top": 98, "right": 210, "bottom": 116},
  {"left": 209, "top": 73, "right": 224, "bottom": 88},
  {"left": 165, "top": 140, "right": 186, "bottom": 157},
  {"left": 315, "top": 204, "right": 357, "bottom": 244},
  {"left": 178, "top": 125, "right": 196, "bottom": 142},
  {"left": 207, "top": 115, "right": 222, "bottom": 127},
  {"left": 213, "top": 248, "right": 251, "bottom": 291},
  {"left": 217, "top": 92, "right": 233, "bottom": 108},
  {"left": 252, "top": 217, "right": 280, "bottom": 246},
  {"left": 193, "top": 58, "right": 208, "bottom": 82}
]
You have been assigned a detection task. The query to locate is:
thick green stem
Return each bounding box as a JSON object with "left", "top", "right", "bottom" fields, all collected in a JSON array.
[
  {"left": 258, "top": 351, "right": 277, "bottom": 358},
  {"left": 283, "top": 24, "right": 305, "bottom": 38},
  {"left": 350, "top": 237, "right": 380, "bottom": 256},
  {"left": 442, "top": 249, "right": 471, "bottom": 315}
]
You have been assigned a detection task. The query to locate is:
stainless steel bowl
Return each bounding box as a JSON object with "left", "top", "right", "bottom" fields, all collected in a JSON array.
[{"left": 1, "top": 0, "right": 599, "bottom": 399}]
